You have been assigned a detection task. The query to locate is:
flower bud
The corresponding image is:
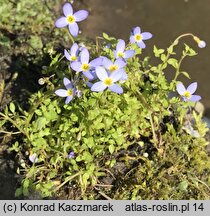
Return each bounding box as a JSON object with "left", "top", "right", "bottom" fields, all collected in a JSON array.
[
  {"left": 38, "top": 78, "right": 45, "bottom": 85},
  {"left": 193, "top": 36, "right": 206, "bottom": 48}
]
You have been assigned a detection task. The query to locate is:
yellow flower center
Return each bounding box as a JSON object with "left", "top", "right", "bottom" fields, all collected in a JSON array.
[
  {"left": 117, "top": 52, "right": 125, "bottom": 58},
  {"left": 70, "top": 55, "right": 77, "bottom": 61},
  {"left": 67, "top": 89, "right": 73, "bottom": 96},
  {"left": 183, "top": 91, "right": 191, "bottom": 99},
  {"left": 109, "top": 64, "right": 119, "bottom": 72},
  {"left": 81, "top": 63, "right": 90, "bottom": 71},
  {"left": 135, "top": 33, "right": 142, "bottom": 41},
  {"left": 66, "top": 15, "right": 75, "bottom": 24},
  {"left": 103, "top": 78, "right": 113, "bottom": 86}
]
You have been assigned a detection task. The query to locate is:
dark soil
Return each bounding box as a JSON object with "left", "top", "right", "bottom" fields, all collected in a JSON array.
[{"left": 0, "top": 145, "right": 18, "bottom": 199}]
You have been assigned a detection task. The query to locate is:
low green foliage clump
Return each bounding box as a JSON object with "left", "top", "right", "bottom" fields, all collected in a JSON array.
[{"left": 0, "top": 1, "right": 210, "bottom": 199}]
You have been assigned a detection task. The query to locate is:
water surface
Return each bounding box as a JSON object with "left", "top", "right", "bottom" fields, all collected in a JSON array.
[{"left": 81, "top": 0, "right": 210, "bottom": 113}]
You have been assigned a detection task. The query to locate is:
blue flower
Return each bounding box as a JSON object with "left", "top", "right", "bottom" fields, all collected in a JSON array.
[
  {"left": 64, "top": 43, "right": 80, "bottom": 62},
  {"left": 91, "top": 66, "right": 123, "bottom": 94},
  {"left": 130, "top": 26, "right": 152, "bottom": 48},
  {"left": 55, "top": 2, "right": 88, "bottom": 37},
  {"left": 68, "top": 151, "right": 75, "bottom": 159},
  {"left": 71, "top": 48, "right": 102, "bottom": 80},
  {"left": 55, "top": 77, "right": 76, "bottom": 104},
  {"left": 29, "top": 153, "right": 38, "bottom": 163},
  {"left": 176, "top": 82, "right": 201, "bottom": 102},
  {"left": 114, "top": 39, "right": 135, "bottom": 59},
  {"left": 102, "top": 56, "right": 128, "bottom": 81}
]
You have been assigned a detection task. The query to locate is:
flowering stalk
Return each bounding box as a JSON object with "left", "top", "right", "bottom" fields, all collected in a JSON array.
[
  {"left": 162, "top": 33, "right": 206, "bottom": 71},
  {"left": 173, "top": 52, "right": 187, "bottom": 81},
  {"left": 135, "top": 89, "right": 158, "bottom": 147}
]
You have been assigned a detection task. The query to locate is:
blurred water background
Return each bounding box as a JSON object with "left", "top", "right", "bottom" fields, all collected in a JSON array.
[{"left": 81, "top": 0, "right": 210, "bottom": 115}]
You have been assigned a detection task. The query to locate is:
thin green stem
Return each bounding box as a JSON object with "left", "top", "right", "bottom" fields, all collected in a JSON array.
[
  {"left": 135, "top": 90, "right": 158, "bottom": 146},
  {"left": 53, "top": 171, "right": 82, "bottom": 192},
  {"left": 162, "top": 33, "right": 196, "bottom": 69},
  {"left": 0, "top": 112, "right": 30, "bottom": 140},
  {"left": 66, "top": 28, "right": 75, "bottom": 44},
  {"left": 25, "top": 90, "right": 52, "bottom": 129},
  {"left": 174, "top": 54, "right": 187, "bottom": 81},
  {"left": 0, "top": 130, "right": 21, "bottom": 135}
]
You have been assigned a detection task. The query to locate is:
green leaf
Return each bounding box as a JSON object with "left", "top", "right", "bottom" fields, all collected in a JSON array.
[
  {"left": 167, "top": 45, "right": 175, "bottom": 55},
  {"left": 23, "top": 179, "right": 30, "bottom": 188},
  {"left": 35, "top": 109, "right": 42, "bottom": 116},
  {"left": 82, "top": 173, "right": 90, "bottom": 189},
  {"left": 82, "top": 151, "right": 93, "bottom": 162},
  {"left": 167, "top": 58, "right": 178, "bottom": 68},
  {"left": 29, "top": 35, "right": 43, "bottom": 49},
  {"left": 108, "top": 144, "right": 115, "bottom": 154},
  {"left": 181, "top": 71, "right": 191, "bottom": 79},
  {"left": 102, "top": 32, "right": 116, "bottom": 41},
  {"left": 178, "top": 181, "right": 188, "bottom": 191},
  {"left": 184, "top": 44, "right": 197, "bottom": 56},
  {"left": 102, "top": 32, "right": 109, "bottom": 40},
  {"left": 160, "top": 54, "right": 167, "bottom": 62},
  {"left": 15, "top": 188, "right": 23, "bottom": 197},
  {"left": 36, "top": 117, "right": 47, "bottom": 130},
  {"left": 153, "top": 45, "right": 164, "bottom": 57},
  {"left": 9, "top": 102, "right": 15, "bottom": 113}
]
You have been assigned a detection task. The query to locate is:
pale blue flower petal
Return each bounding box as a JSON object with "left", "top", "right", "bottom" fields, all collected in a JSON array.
[
  {"left": 55, "top": 89, "right": 67, "bottom": 97},
  {"left": 63, "top": 3, "right": 73, "bottom": 16},
  {"left": 141, "top": 32, "right": 153, "bottom": 40},
  {"left": 71, "top": 61, "right": 82, "bottom": 72},
  {"left": 115, "top": 58, "right": 126, "bottom": 68},
  {"left": 116, "top": 39, "right": 125, "bottom": 52},
  {"left": 80, "top": 48, "right": 89, "bottom": 63},
  {"left": 137, "top": 41, "right": 146, "bottom": 49},
  {"left": 91, "top": 81, "right": 107, "bottom": 92},
  {"left": 87, "top": 69, "right": 97, "bottom": 81},
  {"left": 110, "top": 70, "right": 123, "bottom": 82},
  {"left": 74, "top": 10, "right": 89, "bottom": 22},
  {"left": 85, "top": 81, "right": 93, "bottom": 87},
  {"left": 82, "top": 71, "right": 94, "bottom": 80},
  {"left": 55, "top": 17, "right": 68, "bottom": 28},
  {"left": 187, "top": 82, "right": 197, "bottom": 94},
  {"left": 176, "top": 83, "right": 186, "bottom": 95},
  {"left": 130, "top": 35, "right": 136, "bottom": 44},
  {"left": 64, "top": 49, "right": 71, "bottom": 61},
  {"left": 114, "top": 50, "right": 118, "bottom": 59},
  {"left": 65, "top": 96, "right": 73, "bottom": 104},
  {"left": 71, "top": 43, "right": 79, "bottom": 55},
  {"left": 120, "top": 70, "right": 128, "bottom": 81},
  {"left": 109, "top": 84, "right": 123, "bottom": 94},
  {"left": 124, "top": 50, "right": 135, "bottom": 59},
  {"left": 68, "top": 151, "right": 75, "bottom": 159},
  {"left": 90, "top": 57, "right": 103, "bottom": 67},
  {"left": 95, "top": 66, "right": 108, "bottom": 81},
  {"left": 102, "top": 57, "right": 112, "bottom": 69},
  {"left": 69, "top": 23, "right": 79, "bottom": 37},
  {"left": 63, "top": 77, "right": 73, "bottom": 89},
  {"left": 190, "top": 95, "right": 201, "bottom": 102},
  {"left": 29, "top": 153, "right": 38, "bottom": 163},
  {"left": 133, "top": 26, "right": 141, "bottom": 35}
]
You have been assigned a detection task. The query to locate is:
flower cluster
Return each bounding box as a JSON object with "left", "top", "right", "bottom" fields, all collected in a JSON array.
[
  {"left": 54, "top": 3, "right": 154, "bottom": 104},
  {"left": 55, "top": 2, "right": 204, "bottom": 106}
]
